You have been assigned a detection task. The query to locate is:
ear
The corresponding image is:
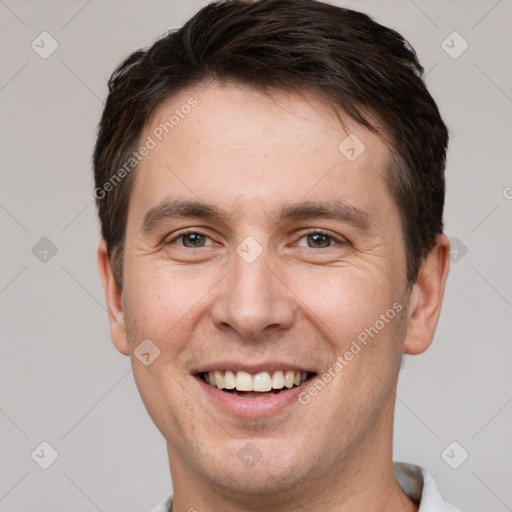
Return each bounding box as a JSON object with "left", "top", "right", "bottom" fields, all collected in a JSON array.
[
  {"left": 403, "top": 234, "right": 450, "bottom": 355},
  {"left": 97, "top": 239, "right": 130, "bottom": 355}
]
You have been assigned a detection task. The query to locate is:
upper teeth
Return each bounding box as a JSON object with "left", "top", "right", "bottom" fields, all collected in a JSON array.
[{"left": 203, "top": 370, "right": 308, "bottom": 392}]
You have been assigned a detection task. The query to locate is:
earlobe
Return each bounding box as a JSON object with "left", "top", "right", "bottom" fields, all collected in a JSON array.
[
  {"left": 403, "top": 234, "right": 450, "bottom": 355},
  {"left": 97, "top": 239, "right": 130, "bottom": 356}
]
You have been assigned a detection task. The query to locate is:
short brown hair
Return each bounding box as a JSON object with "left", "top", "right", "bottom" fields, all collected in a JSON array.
[{"left": 93, "top": 0, "right": 448, "bottom": 288}]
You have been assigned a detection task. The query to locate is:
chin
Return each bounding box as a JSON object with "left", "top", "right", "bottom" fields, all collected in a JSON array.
[
  {"left": 209, "top": 461, "right": 310, "bottom": 501},
  {"left": 199, "top": 437, "right": 319, "bottom": 498}
]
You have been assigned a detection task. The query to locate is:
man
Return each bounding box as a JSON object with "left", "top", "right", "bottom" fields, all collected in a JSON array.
[{"left": 94, "top": 1, "right": 458, "bottom": 510}]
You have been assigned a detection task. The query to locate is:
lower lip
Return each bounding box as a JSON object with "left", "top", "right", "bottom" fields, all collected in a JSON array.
[{"left": 195, "top": 375, "right": 310, "bottom": 418}]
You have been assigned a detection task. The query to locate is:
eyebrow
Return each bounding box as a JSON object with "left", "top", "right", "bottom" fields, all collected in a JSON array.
[
  {"left": 141, "top": 196, "right": 373, "bottom": 235},
  {"left": 142, "top": 198, "right": 230, "bottom": 235},
  {"left": 277, "top": 200, "right": 372, "bottom": 232}
]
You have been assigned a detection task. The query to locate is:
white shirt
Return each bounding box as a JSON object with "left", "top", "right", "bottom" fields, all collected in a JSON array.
[{"left": 150, "top": 462, "right": 462, "bottom": 512}]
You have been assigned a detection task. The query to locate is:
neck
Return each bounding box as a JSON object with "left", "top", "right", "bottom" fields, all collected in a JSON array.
[{"left": 167, "top": 400, "right": 418, "bottom": 512}]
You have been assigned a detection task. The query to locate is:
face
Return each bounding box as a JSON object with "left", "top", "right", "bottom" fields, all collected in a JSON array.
[{"left": 107, "top": 83, "right": 416, "bottom": 498}]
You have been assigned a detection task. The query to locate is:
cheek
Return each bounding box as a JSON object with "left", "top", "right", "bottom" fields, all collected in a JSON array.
[
  {"left": 123, "top": 262, "right": 204, "bottom": 343},
  {"left": 290, "top": 266, "right": 398, "bottom": 348},
  {"left": 130, "top": 357, "right": 199, "bottom": 454}
]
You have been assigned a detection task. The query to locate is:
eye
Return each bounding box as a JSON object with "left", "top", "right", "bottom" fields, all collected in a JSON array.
[
  {"left": 167, "top": 230, "right": 214, "bottom": 248},
  {"left": 296, "top": 230, "right": 342, "bottom": 249}
]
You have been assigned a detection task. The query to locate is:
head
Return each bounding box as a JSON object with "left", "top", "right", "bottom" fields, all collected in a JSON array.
[{"left": 95, "top": 0, "right": 450, "bottom": 505}]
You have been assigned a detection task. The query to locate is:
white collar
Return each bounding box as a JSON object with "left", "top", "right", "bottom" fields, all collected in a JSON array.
[{"left": 394, "top": 462, "right": 462, "bottom": 511}]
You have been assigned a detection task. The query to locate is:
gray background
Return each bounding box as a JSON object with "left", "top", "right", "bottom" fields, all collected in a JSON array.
[{"left": 0, "top": 0, "right": 511, "bottom": 511}]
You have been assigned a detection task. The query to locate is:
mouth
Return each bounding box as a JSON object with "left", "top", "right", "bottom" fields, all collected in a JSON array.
[{"left": 198, "top": 370, "right": 316, "bottom": 398}]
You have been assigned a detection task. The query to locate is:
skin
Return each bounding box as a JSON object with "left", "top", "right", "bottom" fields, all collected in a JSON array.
[{"left": 98, "top": 82, "right": 450, "bottom": 512}]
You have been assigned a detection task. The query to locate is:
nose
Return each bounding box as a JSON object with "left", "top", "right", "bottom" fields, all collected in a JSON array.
[{"left": 210, "top": 245, "right": 295, "bottom": 340}]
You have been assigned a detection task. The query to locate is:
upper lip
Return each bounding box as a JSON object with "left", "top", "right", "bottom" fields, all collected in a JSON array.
[{"left": 191, "top": 361, "right": 316, "bottom": 375}]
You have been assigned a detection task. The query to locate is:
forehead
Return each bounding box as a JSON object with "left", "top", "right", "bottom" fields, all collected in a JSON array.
[{"left": 130, "top": 82, "right": 396, "bottom": 228}]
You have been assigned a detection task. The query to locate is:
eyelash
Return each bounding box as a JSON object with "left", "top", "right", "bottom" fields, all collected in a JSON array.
[{"left": 166, "top": 229, "right": 346, "bottom": 248}]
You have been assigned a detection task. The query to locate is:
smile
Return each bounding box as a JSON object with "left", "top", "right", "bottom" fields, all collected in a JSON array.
[
  {"left": 193, "top": 362, "right": 318, "bottom": 416},
  {"left": 199, "top": 370, "right": 314, "bottom": 398}
]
